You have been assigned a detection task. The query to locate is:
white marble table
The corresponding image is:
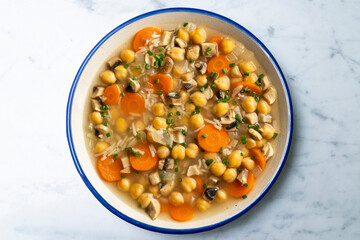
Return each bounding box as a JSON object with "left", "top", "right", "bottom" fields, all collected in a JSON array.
[{"left": 0, "top": 0, "right": 359, "bottom": 239}]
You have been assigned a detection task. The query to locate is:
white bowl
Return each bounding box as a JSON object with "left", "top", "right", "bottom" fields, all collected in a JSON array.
[{"left": 66, "top": 8, "right": 293, "bottom": 234}]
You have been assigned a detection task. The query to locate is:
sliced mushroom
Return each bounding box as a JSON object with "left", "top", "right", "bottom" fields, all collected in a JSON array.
[
  {"left": 237, "top": 168, "right": 249, "bottom": 185},
  {"left": 195, "top": 61, "right": 207, "bottom": 74},
  {"left": 203, "top": 187, "right": 218, "bottom": 201},
  {"left": 186, "top": 45, "right": 200, "bottom": 60},
  {"left": 249, "top": 128, "right": 263, "bottom": 140},
  {"left": 159, "top": 30, "right": 173, "bottom": 46},
  {"left": 167, "top": 92, "right": 182, "bottom": 105},
  {"left": 262, "top": 142, "right": 274, "bottom": 160},
  {"left": 245, "top": 112, "right": 258, "bottom": 125},
  {"left": 106, "top": 56, "right": 122, "bottom": 70},
  {"left": 261, "top": 75, "right": 271, "bottom": 91},
  {"left": 231, "top": 66, "right": 242, "bottom": 78},
  {"left": 208, "top": 176, "right": 220, "bottom": 186},
  {"left": 160, "top": 56, "right": 174, "bottom": 74},
  {"left": 201, "top": 42, "right": 217, "bottom": 57},
  {"left": 187, "top": 165, "right": 201, "bottom": 177},
  {"left": 183, "top": 79, "right": 198, "bottom": 91},
  {"left": 263, "top": 86, "right": 277, "bottom": 104},
  {"left": 91, "top": 98, "right": 103, "bottom": 112},
  {"left": 92, "top": 86, "right": 105, "bottom": 98},
  {"left": 175, "top": 38, "right": 187, "bottom": 49},
  {"left": 225, "top": 120, "right": 238, "bottom": 130},
  {"left": 258, "top": 113, "right": 272, "bottom": 123},
  {"left": 158, "top": 158, "right": 175, "bottom": 170},
  {"left": 94, "top": 124, "right": 109, "bottom": 138},
  {"left": 126, "top": 78, "right": 140, "bottom": 93},
  {"left": 216, "top": 90, "right": 225, "bottom": 99},
  {"left": 159, "top": 180, "right": 175, "bottom": 196},
  {"left": 146, "top": 198, "right": 161, "bottom": 220},
  {"left": 202, "top": 87, "right": 214, "bottom": 100},
  {"left": 149, "top": 171, "right": 161, "bottom": 185},
  {"left": 145, "top": 54, "right": 156, "bottom": 67}
]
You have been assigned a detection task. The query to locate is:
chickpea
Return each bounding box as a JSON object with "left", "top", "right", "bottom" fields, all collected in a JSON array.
[
  {"left": 153, "top": 117, "right": 167, "bottom": 130},
  {"left": 190, "top": 92, "right": 207, "bottom": 107},
  {"left": 257, "top": 99, "right": 271, "bottom": 114},
  {"left": 243, "top": 74, "right": 257, "bottom": 83},
  {"left": 215, "top": 189, "right": 227, "bottom": 202},
  {"left": 138, "top": 193, "right": 154, "bottom": 208},
  {"left": 239, "top": 61, "right": 256, "bottom": 74},
  {"left": 223, "top": 168, "right": 237, "bottom": 183},
  {"left": 167, "top": 47, "right": 185, "bottom": 61},
  {"left": 180, "top": 116, "right": 189, "bottom": 126},
  {"left": 212, "top": 102, "right": 229, "bottom": 117},
  {"left": 189, "top": 114, "right": 204, "bottom": 129},
  {"left": 148, "top": 185, "right": 160, "bottom": 198},
  {"left": 130, "top": 183, "right": 144, "bottom": 199},
  {"left": 190, "top": 28, "right": 206, "bottom": 44},
  {"left": 109, "top": 108, "right": 121, "bottom": 120},
  {"left": 242, "top": 96, "right": 258, "bottom": 113},
  {"left": 100, "top": 70, "right": 117, "bottom": 84},
  {"left": 114, "top": 65, "right": 128, "bottom": 81},
  {"left": 196, "top": 75, "right": 208, "bottom": 87},
  {"left": 256, "top": 139, "right": 267, "bottom": 148},
  {"left": 177, "top": 28, "right": 190, "bottom": 42},
  {"left": 228, "top": 150, "right": 243, "bottom": 168},
  {"left": 152, "top": 102, "right": 165, "bottom": 116},
  {"left": 115, "top": 118, "right": 128, "bottom": 133},
  {"left": 214, "top": 76, "right": 230, "bottom": 91},
  {"left": 221, "top": 39, "right": 235, "bottom": 54},
  {"left": 261, "top": 124, "right": 275, "bottom": 139},
  {"left": 239, "top": 147, "right": 249, "bottom": 157},
  {"left": 94, "top": 141, "right": 109, "bottom": 153},
  {"left": 90, "top": 111, "right": 103, "bottom": 124},
  {"left": 157, "top": 145, "right": 170, "bottom": 158},
  {"left": 120, "top": 49, "right": 135, "bottom": 64},
  {"left": 168, "top": 192, "right": 184, "bottom": 206},
  {"left": 134, "top": 120, "right": 145, "bottom": 132},
  {"left": 246, "top": 138, "right": 256, "bottom": 149},
  {"left": 185, "top": 103, "right": 196, "bottom": 113},
  {"left": 181, "top": 177, "right": 197, "bottom": 193},
  {"left": 179, "top": 90, "right": 190, "bottom": 103},
  {"left": 210, "top": 162, "right": 227, "bottom": 177},
  {"left": 196, "top": 198, "right": 211, "bottom": 211},
  {"left": 117, "top": 178, "right": 131, "bottom": 191},
  {"left": 171, "top": 144, "right": 186, "bottom": 160},
  {"left": 185, "top": 143, "right": 199, "bottom": 159},
  {"left": 242, "top": 157, "right": 255, "bottom": 170}
]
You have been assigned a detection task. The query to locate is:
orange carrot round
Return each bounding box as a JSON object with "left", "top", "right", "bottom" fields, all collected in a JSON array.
[
  {"left": 133, "top": 27, "right": 162, "bottom": 51},
  {"left": 97, "top": 155, "right": 123, "bottom": 182},
  {"left": 250, "top": 148, "right": 266, "bottom": 170},
  {"left": 103, "top": 84, "right": 120, "bottom": 106},
  {"left": 192, "top": 176, "right": 204, "bottom": 196},
  {"left": 231, "top": 81, "right": 262, "bottom": 95},
  {"left": 197, "top": 124, "right": 230, "bottom": 153},
  {"left": 169, "top": 204, "right": 195, "bottom": 222},
  {"left": 207, "top": 55, "right": 230, "bottom": 77},
  {"left": 129, "top": 144, "right": 158, "bottom": 171},
  {"left": 147, "top": 73, "right": 173, "bottom": 96},
  {"left": 226, "top": 171, "right": 254, "bottom": 198},
  {"left": 120, "top": 92, "right": 145, "bottom": 116},
  {"left": 209, "top": 35, "right": 223, "bottom": 47}
]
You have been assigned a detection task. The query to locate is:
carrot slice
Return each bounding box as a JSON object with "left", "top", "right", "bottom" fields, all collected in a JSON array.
[
  {"left": 193, "top": 176, "right": 204, "bottom": 196},
  {"left": 120, "top": 92, "right": 145, "bottom": 116},
  {"left": 133, "top": 27, "right": 162, "bottom": 51},
  {"left": 129, "top": 144, "right": 158, "bottom": 171},
  {"left": 103, "top": 84, "right": 120, "bottom": 106},
  {"left": 226, "top": 171, "right": 254, "bottom": 198},
  {"left": 147, "top": 73, "right": 173, "bottom": 96},
  {"left": 197, "top": 125, "right": 230, "bottom": 153},
  {"left": 231, "top": 81, "right": 262, "bottom": 95},
  {"left": 207, "top": 55, "right": 230, "bottom": 77},
  {"left": 97, "top": 155, "right": 123, "bottom": 182},
  {"left": 209, "top": 35, "right": 223, "bottom": 47},
  {"left": 169, "top": 204, "right": 195, "bottom": 222},
  {"left": 250, "top": 148, "right": 266, "bottom": 170}
]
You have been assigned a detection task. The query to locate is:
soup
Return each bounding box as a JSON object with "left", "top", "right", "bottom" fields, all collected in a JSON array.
[{"left": 85, "top": 22, "right": 279, "bottom": 222}]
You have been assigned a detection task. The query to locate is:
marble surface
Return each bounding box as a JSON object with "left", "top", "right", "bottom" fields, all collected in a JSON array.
[{"left": 0, "top": 0, "right": 359, "bottom": 239}]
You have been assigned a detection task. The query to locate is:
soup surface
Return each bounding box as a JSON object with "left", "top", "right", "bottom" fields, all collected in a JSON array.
[{"left": 86, "top": 22, "right": 279, "bottom": 222}]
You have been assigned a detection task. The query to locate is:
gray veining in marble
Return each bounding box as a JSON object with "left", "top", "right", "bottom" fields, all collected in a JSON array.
[{"left": 0, "top": 0, "right": 359, "bottom": 239}]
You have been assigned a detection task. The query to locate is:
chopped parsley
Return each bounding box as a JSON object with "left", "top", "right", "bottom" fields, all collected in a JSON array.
[
  {"left": 147, "top": 50, "right": 153, "bottom": 56},
  {"left": 205, "top": 159, "right": 214, "bottom": 166},
  {"left": 156, "top": 90, "right": 162, "bottom": 95},
  {"left": 145, "top": 63, "right": 150, "bottom": 70},
  {"left": 241, "top": 136, "right": 247, "bottom": 144},
  {"left": 167, "top": 112, "right": 173, "bottom": 117},
  {"left": 222, "top": 68, "right": 227, "bottom": 74},
  {"left": 175, "top": 167, "right": 179, "bottom": 172},
  {"left": 189, "top": 59, "right": 194, "bottom": 64},
  {"left": 124, "top": 64, "right": 129, "bottom": 69},
  {"left": 104, "top": 121, "right": 108, "bottom": 126},
  {"left": 211, "top": 84, "right": 217, "bottom": 89},
  {"left": 244, "top": 72, "right": 250, "bottom": 76},
  {"left": 258, "top": 73, "right": 264, "bottom": 79},
  {"left": 121, "top": 174, "right": 126, "bottom": 178},
  {"left": 181, "top": 129, "right": 186, "bottom": 136},
  {"left": 176, "top": 111, "right": 181, "bottom": 116},
  {"left": 202, "top": 134, "right": 207, "bottom": 138},
  {"left": 121, "top": 92, "right": 125, "bottom": 97},
  {"left": 203, "top": 184, "right": 207, "bottom": 189},
  {"left": 229, "top": 63, "right": 236, "bottom": 68},
  {"left": 183, "top": 22, "right": 188, "bottom": 27},
  {"left": 136, "top": 133, "right": 140, "bottom": 140},
  {"left": 135, "top": 65, "right": 140, "bottom": 70},
  {"left": 272, "top": 133, "right": 278, "bottom": 139},
  {"left": 154, "top": 78, "right": 159, "bottom": 84},
  {"left": 242, "top": 195, "right": 247, "bottom": 199},
  {"left": 237, "top": 168, "right": 242, "bottom": 173}
]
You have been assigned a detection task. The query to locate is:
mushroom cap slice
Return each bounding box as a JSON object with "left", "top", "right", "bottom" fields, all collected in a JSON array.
[{"left": 146, "top": 198, "right": 161, "bottom": 220}]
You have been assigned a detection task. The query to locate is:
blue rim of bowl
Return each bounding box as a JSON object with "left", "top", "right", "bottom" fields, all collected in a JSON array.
[{"left": 66, "top": 7, "right": 293, "bottom": 234}]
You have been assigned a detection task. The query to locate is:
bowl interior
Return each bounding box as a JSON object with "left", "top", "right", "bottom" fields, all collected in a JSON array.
[{"left": 68, "top": 9, "right": 292, "bottom": 233}]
